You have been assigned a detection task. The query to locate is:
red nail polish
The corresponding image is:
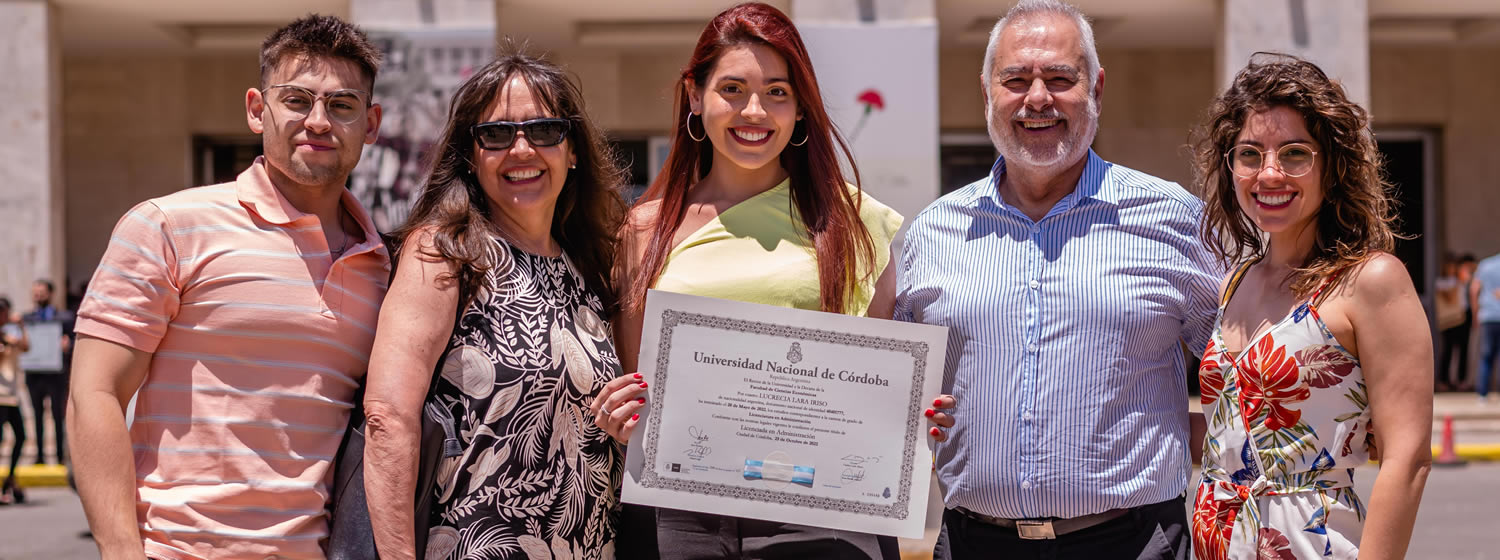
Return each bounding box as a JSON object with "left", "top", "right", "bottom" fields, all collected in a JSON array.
[
  {"left": 933, "top": 398, "right": 943, "bottom": 407},
  {"left": 631, "top": 414, "right": 640, "bottom": 421},
  {"left": 639, "top": 382, "right": 648, "bottom": 388},
  {"left": 637, "top": 398, "right": 646, "bottom": 404},
  {"left": 930, "top": 427, "right": 940, "bottom": 437},
  {"left": 633, "top": 373, "right": 643, "bottom": 380},
  {"left": 924, "top": 408, "right": 935, "bottom": 418}
]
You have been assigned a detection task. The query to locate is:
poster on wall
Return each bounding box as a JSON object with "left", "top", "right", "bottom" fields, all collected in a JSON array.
[
  {"left": 349, "top": 30, "right": 494, "bottom": 232},
  {"left": 796, "top": 21, "right": 941, "bottom": 231}
]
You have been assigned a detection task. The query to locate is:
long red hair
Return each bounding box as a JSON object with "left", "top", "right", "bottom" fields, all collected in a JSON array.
[{"left": 626, "top": 2, "right": 874, "bottom": 315}]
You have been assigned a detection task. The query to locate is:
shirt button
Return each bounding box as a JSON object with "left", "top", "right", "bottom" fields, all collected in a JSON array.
[
  {"left": 1028, "top": 280, "right": 1040, "bottom": 290},
  {"left": 1028, "top": 343, "right": 1039, "bottom": 353},
  {"left": 1022, "top": 410, "right": 1033, "bottom": 421},
  {"left": 1030, "top": 225, "right": 1040, "bottom": 234},
  {"left": 1021, "top": 480, "right": 1032, "bottom": 490}
]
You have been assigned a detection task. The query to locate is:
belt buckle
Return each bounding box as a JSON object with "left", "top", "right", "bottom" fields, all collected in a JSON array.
[{"left": 1016, "top": 519, "right": 1056, "bottom": 540}]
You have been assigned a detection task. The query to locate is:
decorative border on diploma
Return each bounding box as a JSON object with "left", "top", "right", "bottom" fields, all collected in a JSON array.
[{"left": 640, "top": 309, "right": 930, "bottom": 520}]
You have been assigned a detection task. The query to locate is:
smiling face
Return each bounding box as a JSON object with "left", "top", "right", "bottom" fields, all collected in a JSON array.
[
  {"left": 984, "top": 13, "right": 1100, "bottom": 173},
  {"left": 689, "top": 43, "right": 802, "bottom": 175},
  {"left": 250, "top": 55, "right": 379, "bottom": 191},
  {"left": 472, "top": 75, "right": 576, "bottom": 228},
  {"left": 1232, "top": 106, "right": 1325, "bottom": 236}
]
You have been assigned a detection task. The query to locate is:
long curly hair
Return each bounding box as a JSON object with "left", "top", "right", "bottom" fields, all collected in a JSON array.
[
  {"left": 1192, "top": 53, "right": 1398, "bottom": 296},
  {"left": 393, "top": 48, "right": 626, "bottom": 312},
  {"left": 623, "top": 2, "right": 875, "bottom": 315}
]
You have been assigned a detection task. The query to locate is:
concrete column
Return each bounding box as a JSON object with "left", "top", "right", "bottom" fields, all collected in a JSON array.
[
  {"left": 0, "top": 1, "right": 63, "bottom": 307},
  {"left": 791, "top": 0, "right": 940, "bottom": 231},
  {"left": 1219, "top": 0, "right": 1370, "bottom": 109}
]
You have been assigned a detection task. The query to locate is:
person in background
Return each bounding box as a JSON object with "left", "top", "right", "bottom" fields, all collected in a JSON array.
[
  {"left": 1436, "top": 253, "right": 1476, "bottom": 391},
  {"left": 22, "top": 279, "right": 73, "bottom": 466},
  {"left": 1474, "top": 250, "right": 1500, "bottom": 404},
  {"left": 0, "top": 297, "right": 29, "bottom": 505},
  {"left": 591, "top": 3, "right": 904, "bottom": 558}
]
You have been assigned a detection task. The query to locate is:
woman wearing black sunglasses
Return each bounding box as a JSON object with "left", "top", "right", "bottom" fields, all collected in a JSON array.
[{"left": 362, "top": 48, "right": 627, "bottom": 559}]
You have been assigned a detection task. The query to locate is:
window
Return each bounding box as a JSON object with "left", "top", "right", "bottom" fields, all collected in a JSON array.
[
  {"left": 194, "top": 136, "right": 263, "bottom": 186},
  {"left": 610, "top": 138, "right": 651, "bottom": 203},
  {"left": 939, "top": 133, "right": 996, "bottom": 195}
]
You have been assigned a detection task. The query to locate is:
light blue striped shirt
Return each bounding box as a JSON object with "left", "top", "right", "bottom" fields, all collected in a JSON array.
[
  {"left": 895, "top": 151, "right": 1223, "bottom": 519},
  {"left": 1477, "top": 253, "right": 1500, "bottom": 323}
]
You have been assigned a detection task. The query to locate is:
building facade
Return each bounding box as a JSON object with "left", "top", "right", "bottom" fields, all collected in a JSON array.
[{"left": 2, "top": 0, "right": 1498, "bottom": 311}]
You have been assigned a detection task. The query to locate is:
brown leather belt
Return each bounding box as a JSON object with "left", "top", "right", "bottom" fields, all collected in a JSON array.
[{"left": 954, "top": 507, "right": 1131, "bottom": 540}]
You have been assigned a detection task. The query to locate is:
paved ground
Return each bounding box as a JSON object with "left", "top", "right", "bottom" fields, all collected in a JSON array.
[
  {"left": 1, "top": 464, "right": 1494, "bottom": 559},
  {"left": 0, "top": 487, "right": 95, "bottom": 560},
  {"left": 896, "top": 462, "right": 1500, "bottom": 560}
]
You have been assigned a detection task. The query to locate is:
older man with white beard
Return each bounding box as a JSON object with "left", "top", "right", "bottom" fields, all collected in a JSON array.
[{"left": 898, "top": 1, "right": 1221, "bottom": 558}]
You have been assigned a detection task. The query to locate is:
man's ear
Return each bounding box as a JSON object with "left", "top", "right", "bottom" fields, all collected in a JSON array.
[
  {"left": 364, "top": 103, "right": 384, "bottom": 145},
  {"left": 246, "top": 87, "right": 266, "bottom": 135},
  {"left": 1092, "top": 67, "right": 1105, "bottom": 108}
]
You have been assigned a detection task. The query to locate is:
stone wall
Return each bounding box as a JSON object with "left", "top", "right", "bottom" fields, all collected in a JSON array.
[
  {"left": 62, "top": 54, "right": 258, "bottom": 292},
  {"left": 55, "top": 44, "right": 1500, "bottom": 290}
]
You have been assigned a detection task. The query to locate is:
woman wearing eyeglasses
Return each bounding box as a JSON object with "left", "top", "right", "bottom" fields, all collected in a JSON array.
[
  {"left": 362, "top": 49, "right": 627, "bottom": 559},
  {"left": 588, "top": 3, "right": 902, "bottom": 559},
  {"left": 1188, "top": 55, "right": 1431, "bottom": 560}
]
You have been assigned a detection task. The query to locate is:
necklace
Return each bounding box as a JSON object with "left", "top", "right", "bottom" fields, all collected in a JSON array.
[{"left": 329, "top": 206, "right": 351, "bottom": 258}]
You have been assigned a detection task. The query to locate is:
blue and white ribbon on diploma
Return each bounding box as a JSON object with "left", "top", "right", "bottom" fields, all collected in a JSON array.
[{"left": 744, "top": 459, "right": 815, "bottom": 486}]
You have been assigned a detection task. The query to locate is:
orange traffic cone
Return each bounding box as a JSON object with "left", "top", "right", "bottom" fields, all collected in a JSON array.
[{"left": 1434, "top": 414, "right": 1465, "bottom": 467}]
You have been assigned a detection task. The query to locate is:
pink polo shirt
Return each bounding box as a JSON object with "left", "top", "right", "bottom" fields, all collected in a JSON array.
[{"left": 76, "top": 157, "right": 389, "bottom": 560}]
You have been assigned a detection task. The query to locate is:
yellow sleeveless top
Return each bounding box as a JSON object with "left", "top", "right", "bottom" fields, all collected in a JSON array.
[{"left": 655, "top": 179, "right": 903, "bottom": 315}]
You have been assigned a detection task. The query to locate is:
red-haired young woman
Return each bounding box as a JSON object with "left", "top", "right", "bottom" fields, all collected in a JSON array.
[{"left": 590, "top": 3, "right": 902, "bottom": 558}]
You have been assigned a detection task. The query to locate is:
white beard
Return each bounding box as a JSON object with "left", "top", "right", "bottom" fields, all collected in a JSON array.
[{"left": 986, "top": 94, "right": 1100, "bottom": 173}]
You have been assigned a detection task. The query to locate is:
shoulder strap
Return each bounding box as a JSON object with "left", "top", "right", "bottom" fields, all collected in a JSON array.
[
  {"left": 1309, "top": 266, "right": 1348, "bottom": 305},
  {"left": 1220, "top": 259, "right": 1257, "bottom": 309}
]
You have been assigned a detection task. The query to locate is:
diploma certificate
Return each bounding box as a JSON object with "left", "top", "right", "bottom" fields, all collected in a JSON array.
[
  {"left": 18, "top": 321, "right": 63, "bottom": 371},
  {"left": 622, "top": 290, "right": 948, "bottom": 538}
]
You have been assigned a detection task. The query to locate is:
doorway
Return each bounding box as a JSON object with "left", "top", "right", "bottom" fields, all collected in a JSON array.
[{"left": 1374, "top": 128, "right": 1439, "bottom": 316}]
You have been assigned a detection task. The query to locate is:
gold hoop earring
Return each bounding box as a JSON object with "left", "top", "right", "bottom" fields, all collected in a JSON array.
[
  {"left": 685, "top": 112, "right": 706, "bottom": 142},
  {"left": 789, "top": 122, "right": 809, "bottom": 147}
]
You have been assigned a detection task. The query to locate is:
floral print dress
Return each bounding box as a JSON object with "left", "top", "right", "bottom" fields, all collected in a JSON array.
[
  {"left": 424, "top": 239, "right": 624, "bottom": 560},
  {"left": 1193, "top": 263, "right": 1371, "bottom": 560}
]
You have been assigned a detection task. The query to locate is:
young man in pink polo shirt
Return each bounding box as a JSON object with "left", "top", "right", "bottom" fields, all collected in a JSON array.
[{"left": 69, "top": 15, "right": 388, "bottom": 560}]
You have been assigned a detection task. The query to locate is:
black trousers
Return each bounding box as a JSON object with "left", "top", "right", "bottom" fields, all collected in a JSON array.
[
  {"left": 935, "top": 496, "right": 1188, "bottom": 560},
  {"left": 618, "top": 504, "right": 899, "bottom": 560},
  {"left": 0, "top": 406, "right": 23, "bottom": 490},
  {"left": 1440, "top": 318, "right": 1473, "bottom": 387},
  {"left": 25, "top": 372, "right": 68, "bottom": 464}
]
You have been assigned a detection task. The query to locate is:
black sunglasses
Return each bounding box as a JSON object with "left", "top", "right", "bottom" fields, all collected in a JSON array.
[{"left": 471, "top": 118, "right": 571, "bottom": 150}]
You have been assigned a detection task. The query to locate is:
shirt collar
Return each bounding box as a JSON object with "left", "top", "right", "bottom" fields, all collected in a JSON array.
[
  {"left": 974, "top": 149, "right": 1120, "bottom": 208},
  {"left": 235, "top": 156, "right": 390, "bottom": 267},
  {"left": 235, "top": 156, "right": 298, "bottom": 225}
]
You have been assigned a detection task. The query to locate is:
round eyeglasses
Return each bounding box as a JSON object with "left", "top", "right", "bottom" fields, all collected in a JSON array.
[
  {"left": 1225, "top": 143, "right": 1319, "bottom": 178},
  {"left": 261, "top": 84, "right": 371, "bottom": 125}
]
